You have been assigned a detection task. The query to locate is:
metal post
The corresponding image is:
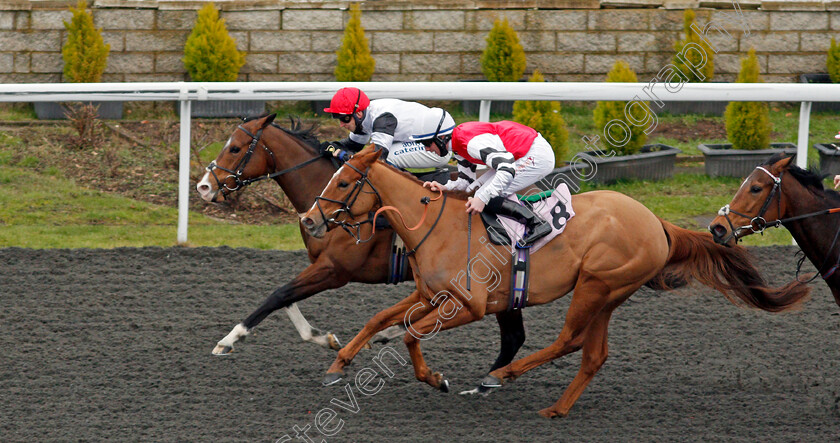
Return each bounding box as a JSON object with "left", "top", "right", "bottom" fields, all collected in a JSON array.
[
  {"left": 177, "top": 85, "right": 192, "bottom": 244},
  {"left": 793, "top": 101, "right": 812, "bottom": 247},
  {"left": 796, "top": 101, "right": 811, "bottom": 170},
  {"left": 479, "top": 100, "right": 491, "bottom": 122}
]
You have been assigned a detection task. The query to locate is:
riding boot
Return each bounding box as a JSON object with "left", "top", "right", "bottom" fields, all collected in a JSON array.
[{"left": 485, "top": 196, "right": 552, "bottom": 247}]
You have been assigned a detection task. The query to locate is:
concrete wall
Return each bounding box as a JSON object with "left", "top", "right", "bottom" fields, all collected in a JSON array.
[{"left": 2, "top": 0, "right": 839, "bottom": 83}]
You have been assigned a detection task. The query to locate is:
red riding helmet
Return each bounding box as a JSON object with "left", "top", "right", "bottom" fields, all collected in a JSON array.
[{"left": 323, "top": 87, "right": 370, "bottom": 115}]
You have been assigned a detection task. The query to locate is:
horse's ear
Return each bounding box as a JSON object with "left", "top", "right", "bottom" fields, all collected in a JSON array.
[
  {"left": 370, "top": 147, "right": 384, "bottom": 162},
  {"left": 776, "top": 154, "right": 796, "bottom": 170},
  {"left": 261, "top": 113, "right": 277, "bottom": 129}
]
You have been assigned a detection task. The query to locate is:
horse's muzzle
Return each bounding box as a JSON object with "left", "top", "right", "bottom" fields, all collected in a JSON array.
[
  {"left": 709, "top": 223, "right": 734, "bottom": 246},
  {"left": 301, "top": 215, "right": 326, "bottom": 238}
]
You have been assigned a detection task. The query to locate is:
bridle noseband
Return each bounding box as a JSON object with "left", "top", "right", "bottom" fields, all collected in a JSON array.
[
  {"left": 312, "top": 161, "right": 447, "bottom": 252},
  {"left": 205, "top": 123, "right": 322, "bottom": 198},
  {"left": 313, "top": 161, "right": 383, "bottom": 243},
  {"left": 717, "top": 166, "right": 783, "bottom": 243}
]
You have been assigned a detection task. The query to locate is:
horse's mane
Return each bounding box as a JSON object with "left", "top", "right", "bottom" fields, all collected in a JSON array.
[
  {"left": 243, "top": 113, "right": 321, "bottom": 153},
  {"left": 762, "top": 153, "right": 840, "bottom": 203},
  {"left": 376, "top": 159, "right": 471, "bottom": 201}
]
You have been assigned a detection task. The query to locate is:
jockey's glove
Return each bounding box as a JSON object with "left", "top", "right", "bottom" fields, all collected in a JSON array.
[{"left": 320, "top": 142, "right": 349, "bottom": 161}]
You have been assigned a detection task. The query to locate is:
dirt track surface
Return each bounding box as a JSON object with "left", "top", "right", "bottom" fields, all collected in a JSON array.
[{"left": 1, "top": 246, "right": 839, "bottom": 442}]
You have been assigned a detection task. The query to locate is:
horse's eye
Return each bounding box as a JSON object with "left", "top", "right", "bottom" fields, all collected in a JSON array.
[
  {"left": 338, "top": 181, "right": 349, "bottom": 188},
  {"left": 750, "top": 185, "right": 762, "bottom": 193},
  {"left": 229, "top": 146, "right": 241, "bottom": 154}
]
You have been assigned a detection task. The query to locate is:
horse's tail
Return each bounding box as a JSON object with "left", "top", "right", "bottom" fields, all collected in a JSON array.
[{"left": 648, "top": 218, "right": 810, "bottom": 312}]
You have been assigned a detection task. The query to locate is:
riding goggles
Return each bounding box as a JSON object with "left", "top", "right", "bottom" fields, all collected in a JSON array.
[{"left": 332, "top": 113, "right": 353, "bottom": 123}]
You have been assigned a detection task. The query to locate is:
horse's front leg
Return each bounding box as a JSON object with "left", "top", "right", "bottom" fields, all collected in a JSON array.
[
  {"left": 213, "top": 260, "right": 347, "bottom": 355},
  {"left": 323, "top": 290, "right": 425, "bottom": 386},
  {"left": 403, "top": 306, "right": 480, "bottom": 393}
]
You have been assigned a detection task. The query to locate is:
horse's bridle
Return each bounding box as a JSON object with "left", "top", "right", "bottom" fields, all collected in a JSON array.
[
  {"left": 313, "top": 161, "right": 383, "bottom": 243},
  {"left": 312, "top": 160, "right": 447, "bottom": 252},
  {"left": 205, "top": 123, "right": 322, "bottom": 198},
  {"left": 716, "top": 166, "right": 784, "bottom": 244},
  {"left": 717, "top": 165, "right": 840, "bottom": 281}
]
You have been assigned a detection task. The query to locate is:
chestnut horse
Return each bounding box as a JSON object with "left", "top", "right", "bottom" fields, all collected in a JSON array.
[
  {"left": 301, "top": 147, "right": 811, "bottom": 418},
  {"left": 710, "top": 153, "right": 840, "bottom": 304},
  {"left": 196, "top": 114, "right": 527, "bottom": 373}
]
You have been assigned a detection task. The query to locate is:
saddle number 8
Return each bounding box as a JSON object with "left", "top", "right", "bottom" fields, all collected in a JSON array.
[{"left": 550, "top": 201, "right": 570, "bottom": 230}]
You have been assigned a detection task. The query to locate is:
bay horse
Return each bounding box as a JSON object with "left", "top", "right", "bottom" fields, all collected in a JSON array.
[
  {"left": 710, "top": 153, "right": 840, "bottom": 304},
  {"left": 196, "top": 113, "right": 528, "bottom": 373},
  {"left": 300, "top": 147, "right": 811, "bottom": 418}
]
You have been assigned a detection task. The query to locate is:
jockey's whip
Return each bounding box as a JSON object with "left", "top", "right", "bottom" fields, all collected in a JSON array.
[{"left": 467, "top": 213, "right": 472, "bottom": 291}]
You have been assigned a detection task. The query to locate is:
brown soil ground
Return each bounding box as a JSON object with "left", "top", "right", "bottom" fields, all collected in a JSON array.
[{"left": 1, "top": 246, "right": 838, "bottom": 442}]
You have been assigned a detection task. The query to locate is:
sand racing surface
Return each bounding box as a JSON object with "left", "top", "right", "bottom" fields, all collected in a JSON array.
[{"left": 1, "top": 246, "right": 839, "bottom": 442}]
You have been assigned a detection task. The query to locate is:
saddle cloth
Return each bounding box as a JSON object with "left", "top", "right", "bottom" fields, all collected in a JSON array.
[{"left": 493, "top": 183, "right": 575, "bottom": 254}]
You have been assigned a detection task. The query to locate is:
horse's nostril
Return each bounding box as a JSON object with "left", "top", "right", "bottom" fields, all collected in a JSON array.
[
  {"left": 710, "top": 224, "right": 726, "bottom": 238},
  {"left": 302, "top": 217, "right": 314, "bottom": 227}
]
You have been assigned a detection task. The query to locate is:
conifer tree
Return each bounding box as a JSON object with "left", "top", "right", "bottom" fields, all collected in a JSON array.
[
  {"left": 593, "top": 61, "right": 648, "bottom": 156},
  {"left": 725, "top": 48, "right": 770, "bottom": 150},
  {"left": 672, "top": 9, "right": 714, "bottom": 83},
  {"left": 62, "top": 0, "right": 109, "bottom": 83},
  {"left": 513, "top": 70, "right": 569, "bottom": 165},
  {"left": 334, "top": 3, "right": 375, "bottom": 81},
  {"left": 183, "top": 3, "right": 245, "bottom": 82},
  {"left": 480, "top": 18, "right": 526, "bottom": 82},
  {"left": 827, "top": 38, "right": 840, "bottom": 83}
]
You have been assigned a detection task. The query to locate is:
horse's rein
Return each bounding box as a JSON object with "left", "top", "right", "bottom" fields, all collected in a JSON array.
[{"left": 372, "top": 189, "right": 444, "bottom": 234}]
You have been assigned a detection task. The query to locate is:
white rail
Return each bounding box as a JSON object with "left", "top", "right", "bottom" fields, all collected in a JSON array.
[{"left": 2, "top": 81, "right": 836, "bottom": 244}]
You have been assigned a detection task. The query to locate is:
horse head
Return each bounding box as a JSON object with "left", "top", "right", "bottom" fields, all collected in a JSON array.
[
  {"left": 196, "top": 113, "right": 279, "bottom": 202},
  {"left": 301, "top": 146, "right": 383, "bottom": 238},
  {"left": 710, "top": 154, "right": 795, "bottom": 245}
]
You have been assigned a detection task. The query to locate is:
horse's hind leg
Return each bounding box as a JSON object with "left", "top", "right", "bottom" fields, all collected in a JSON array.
[
  {"left": 539, "top": 309, "right": 613, "bottom": 418},
  {"left": 487, "top": 276, "right": 612, "bottom": 386},
  {"left": 212, "top": 261, "right": 347, "bottom": 355}
]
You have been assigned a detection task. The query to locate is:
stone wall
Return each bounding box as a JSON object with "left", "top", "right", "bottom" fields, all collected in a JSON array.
[{"left": 2, "top": 0, "right": 839, "bottom": 83}]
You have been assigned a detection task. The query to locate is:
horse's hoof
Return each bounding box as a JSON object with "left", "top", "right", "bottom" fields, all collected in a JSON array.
[
  {"left": 212, "top": 344, "right": 233, "bottom": 355},
  {"left": 439, "top": 379, "right": 450, "bottom": 393},
  {"left": 322, "top": 372, "right": 343, "bottom": 387},
  {"left": 327, "top": 333, "right": 341, "bottom": 351},
  {"left": 363, "top": 342, "right": 372, "bottom": 350},
  {"left": 458, "top": 383, "right": 496, "bottom": 396},
  {"left": 538, "top": 407, "right": 565, "bottom": 419},
  {"left": 480, "top": 375, "right": 503, "bottom": 388}
]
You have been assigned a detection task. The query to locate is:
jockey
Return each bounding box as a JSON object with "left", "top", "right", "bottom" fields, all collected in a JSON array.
[
  {"left": 321, "top": 87, "right": 453, "bottom": 183},
  {"left": 422, "top": 120, "right": 555, "bottom": 247}
]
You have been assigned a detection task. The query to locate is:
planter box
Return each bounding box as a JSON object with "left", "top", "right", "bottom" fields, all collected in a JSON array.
[
  {"left": 462, "top": 99, "right": 514, "bottom": 116},
  {"left": 799, "top": 74, "right": 840, "bottom": 113},
  {"left": 659, "top": 81, "right": 728, "bottom": 116},
  {"left": 814, "top": 143, "right": 840, "bottom": 175},
  {"left": 34, "top": 101, "right": 123, "bottom": 120},
  {"left": 536, "top": 162, "right": 591, "bottom": 192},
  {"left": 579, "top": 144, "right": 681, "bottom": 184},
  {"left": 661, "top": 100, "right": 727, "bottom": 116},
  {"left": 187, "top": 100, "right": 266, "bottom": 118},
  {"left": 698, "top": 143, "right": 797, "bottom": 178}
]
